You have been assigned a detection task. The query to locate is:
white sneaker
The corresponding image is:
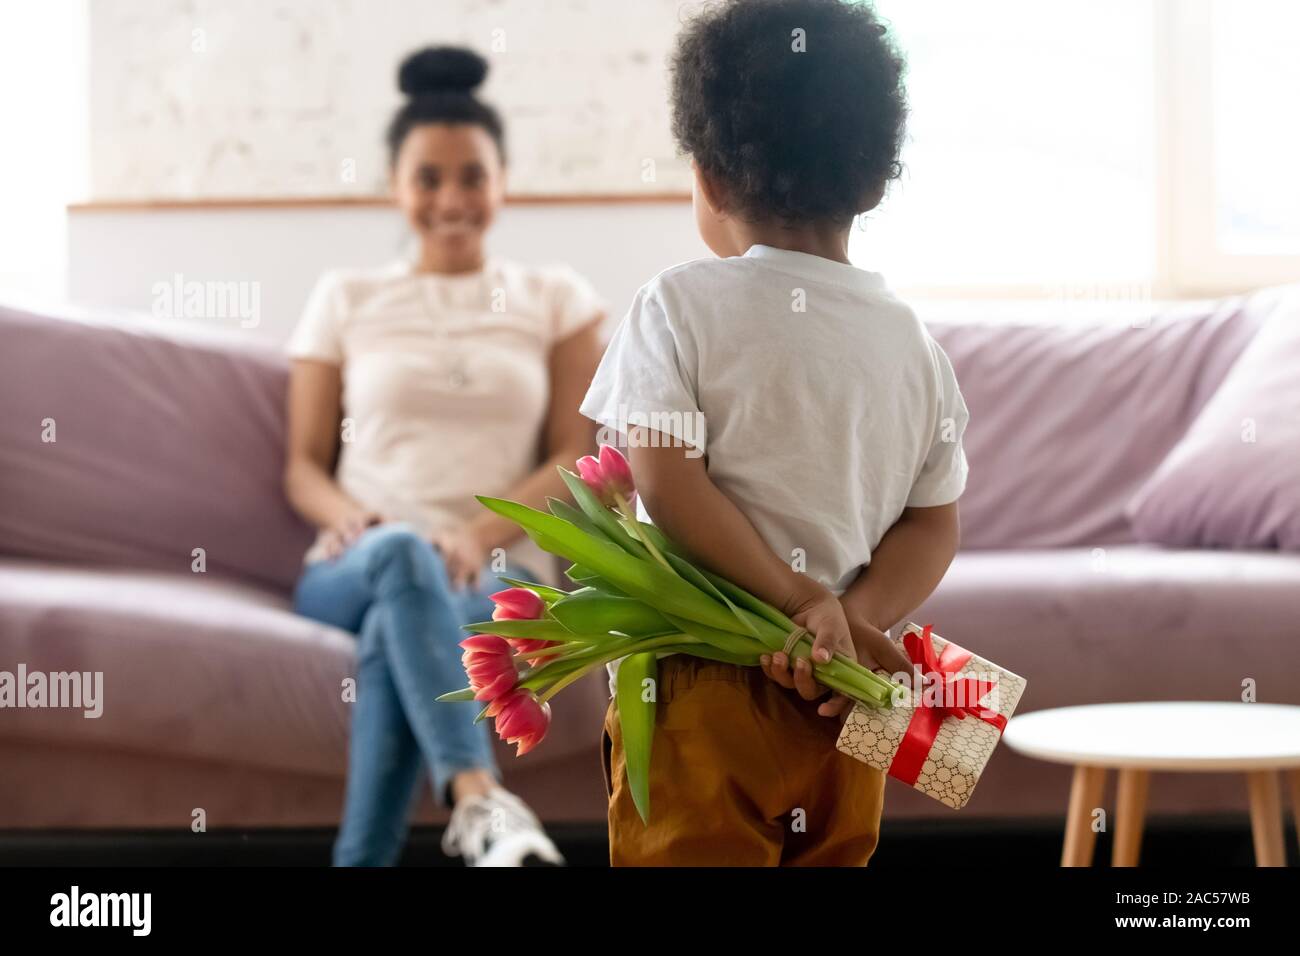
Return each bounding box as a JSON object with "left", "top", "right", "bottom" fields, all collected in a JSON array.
[{"left": 441, "top": 786, "right": 566, "bottom": 867}]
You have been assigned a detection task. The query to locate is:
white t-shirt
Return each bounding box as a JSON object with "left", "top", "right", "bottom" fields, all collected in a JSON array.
[
  {"left": 287, "top": 256, "right": 605, "bottom": 571},
  {"left": 580, "top": 242, "right": 969, "bottom": 601}
]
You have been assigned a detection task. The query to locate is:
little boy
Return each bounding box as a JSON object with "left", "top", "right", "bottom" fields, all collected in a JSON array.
[{"left": 580, "top": 0, "right": 969, "bottom": 866}]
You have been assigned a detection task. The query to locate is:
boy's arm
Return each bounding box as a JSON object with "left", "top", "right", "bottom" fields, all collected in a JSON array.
[
  {"left": 839, "top": 502, "right": 961, "bottom": 634},
  {"left": 626, "top": 429, "right": 815, "bottom": 618},
  {"left": 807, "top": 502, "right": 960, "bottom": 719},
  {"left": 626, "top": 428, "right": 915, "bottom": 695}
]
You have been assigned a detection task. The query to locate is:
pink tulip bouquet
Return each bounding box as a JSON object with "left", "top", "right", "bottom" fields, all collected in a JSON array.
[{"left": 439, "top": 445, "right": 899, "bottom": 823}]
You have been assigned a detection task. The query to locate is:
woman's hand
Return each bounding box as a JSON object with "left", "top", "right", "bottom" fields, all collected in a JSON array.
[
  {"left": 431, "top": 523, "right": 491, "bottom": 591},
  {"left": 319, "top": 509, "right": 385, "bottom": 559}
]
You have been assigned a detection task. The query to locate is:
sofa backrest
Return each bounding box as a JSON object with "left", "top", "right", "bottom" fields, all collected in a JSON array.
[
  {"left": 926, "top": 294, "right": 1266, "bottom": 549},
  {"left": 0, "top": 303, "right": 314, "bottom": 593},
  {"left": 0, "top": 291, "right": 1271, "bottom": 584}
]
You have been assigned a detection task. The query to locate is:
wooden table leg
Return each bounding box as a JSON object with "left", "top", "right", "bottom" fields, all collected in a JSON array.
[
  {"left": 1112, "top": 768, "right": 1149, "bottom": 867},
  {"left": 1246, "top": 770, "right": 1285, "bottom": 867},
  {"left": 1062, "top": 765, "right": 1108, "bottom": 867},
  {"left": 1289, "top": 769, "right": 1300, "bottom": 856}
]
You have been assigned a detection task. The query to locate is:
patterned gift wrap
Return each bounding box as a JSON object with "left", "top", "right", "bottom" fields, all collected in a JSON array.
[{"left": 836, "top": 622, "right": 1027, "bottom": 810}]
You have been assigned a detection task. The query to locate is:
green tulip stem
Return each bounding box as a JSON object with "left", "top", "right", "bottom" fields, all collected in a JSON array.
[
  {"left": 778, "top": 632, "right": 899, "bottom": 704},
  {"left": 613, "top": 491, "right": 677, "bottom": 575},
  {"left": 515, "top": 631, "right": 659, "bottom": 669},
  {"left": 516, "top": 641, "right": 599, "bottom": 665},
  {"left": 537, "top": 633, "right": 689, "bottom": 704},
  {"left": 781, "top": 641, "right": 898, "bottom": 707}
]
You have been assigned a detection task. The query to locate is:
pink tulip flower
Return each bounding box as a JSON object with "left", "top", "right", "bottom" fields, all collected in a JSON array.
[
  {"left": 490, "top": 587, "right": 546, "bottom": 621},
  {"left": 459, "top": 634, "right": 517, "bottom": 702},
  {"left": 489, "top": 587, "right": 557, "bottom": 662},
  {"left": 598, "top": 443, "right": 635, "bottom": 498},
  {"left": 487, "top": 688, "right": 552, "bottom": 756},
  {"left": 507, "top": 637, "right": 559, "bottom": 665},
  {"left": 576, "top": 443, "right": 637, "bottom": 511}
]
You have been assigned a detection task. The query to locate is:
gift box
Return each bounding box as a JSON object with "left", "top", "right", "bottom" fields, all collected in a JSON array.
[{"left": 836, "top": 622, "right": 1027, "bottom": 809}]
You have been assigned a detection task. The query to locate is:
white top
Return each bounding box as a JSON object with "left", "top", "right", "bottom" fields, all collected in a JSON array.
[
  {"left": 1001, "top": 702, "right": 1300, "bottom": 770},
  {"left": 580, "top": 245, "right": 970, "bottom": 593},
  {"left": 580, "top": 246, "right": 969, "bottom": 695},
  {"left": 288, "top": 257, "right": 605, "bottom": 567}
]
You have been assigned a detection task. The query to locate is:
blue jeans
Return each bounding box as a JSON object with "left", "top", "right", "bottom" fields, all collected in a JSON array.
[{"left": 294, "top": 522, "right": 531, "bottom": 866}]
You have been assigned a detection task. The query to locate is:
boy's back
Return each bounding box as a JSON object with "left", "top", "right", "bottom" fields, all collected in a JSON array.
[{"left": 584, "top": 244, "right": 967, "bottom": 595}]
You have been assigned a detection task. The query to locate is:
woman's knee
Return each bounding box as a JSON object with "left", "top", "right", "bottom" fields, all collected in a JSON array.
[{"left": 362, "top": 524, "right": 452, "bottom": 595}]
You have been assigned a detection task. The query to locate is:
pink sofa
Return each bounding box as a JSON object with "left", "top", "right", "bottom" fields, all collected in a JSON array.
[{"left": 2, "top": 290, "right": 1298, "bottom": 831}]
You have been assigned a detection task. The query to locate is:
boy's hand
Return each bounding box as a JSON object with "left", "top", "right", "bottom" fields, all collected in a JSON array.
[
  {"left": 760, "top": 579, "right": 857, "bottom": 717},
  {"left": 761, "top": 579, "right": 915, "bottom": 719},
  {"left": 815, "top": 615, "right": 915, "bottom": 718}
]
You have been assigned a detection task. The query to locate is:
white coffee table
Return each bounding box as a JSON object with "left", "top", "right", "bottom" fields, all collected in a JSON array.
[{"left": 1002, "top": 702, "right": 1300, "bottom": 866}]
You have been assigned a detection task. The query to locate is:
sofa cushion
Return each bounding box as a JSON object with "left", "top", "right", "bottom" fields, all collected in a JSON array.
[
  {"left": 912, "top": 545, "right": 1300, "bottom": 714},
  {"left": 0, "top": 559, "right": 608, "bottom": 778},
  {"left": 6, "top": 550, "right": 1291, "bottom": 824},
  {"left": 876, "top": 546, "right": 1300, "bottom": 818},
  {"left": 0, "top": 558, "right": 350, "bottom": 775},
  {"left": 0, "top": 302, "right": 314, "bottom": 592},
  {"left": 926, "top": 296, "right": 1264, "bottom": 549},
  {"left": 1126, "top": 285, "right": 1300, "bottom": 550}
]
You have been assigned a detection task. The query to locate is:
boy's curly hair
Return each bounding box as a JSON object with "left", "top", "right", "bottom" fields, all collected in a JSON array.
[{"left": 671, "top": 0, "right": 907, "bottom": 225}]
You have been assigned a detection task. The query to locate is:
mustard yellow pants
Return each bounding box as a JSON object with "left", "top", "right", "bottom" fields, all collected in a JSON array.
[{"left": 600, "top": 655, "right": 886, "bottom": 866}]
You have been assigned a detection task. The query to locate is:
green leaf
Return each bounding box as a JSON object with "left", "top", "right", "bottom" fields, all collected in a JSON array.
[
  {"left": 734, "top": 605, "right": 795, "bottom": 648},
  {"left": 698, "top": 568, "right": 796, "bottom": 632},
  {"left": 661, "top": 612, "right": 767, "bottom": 658},
  {"left": 549, "top": 590, "right": 674, "bottom": 637},
  {"left": 565, "top": 563, "right": 601, "bottom": 584},
  {"left": 617, "top": 516, "right": 766, "bottom": 641},
  {"left": 477, "top": 496, "right": 742, "bottom": 633},
  {"left": 616, "top": 651, "right": 658, "bottom": 825},
  {"left": 462, "top": 619, "right": 592, "bottom": 641},
  {"left": 436, "top": 687, "right": 476, "bottom": 702},
  {"left": 495, "top": 576, "right": 571, "bottom": 606},
  {"left": 654, "top": 643, "right": 762, "bottom": 667},
  {"left": 546, "top": 497, "right": 602, "bottom": 538},
  {"left": 620, "top": 518, "right": 684, "bottom": 558},
  {"left": 663, "top": 551, "right": 762, "bottom": 640},
  {"left": 565, "top": 563, "right": 631, "bottom": 596},
  {"left": 558, "top": 468, "right": 647, "bottom": 558}
]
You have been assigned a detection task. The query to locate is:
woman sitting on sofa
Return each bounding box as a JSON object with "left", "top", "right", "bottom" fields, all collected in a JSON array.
[{"left": 283, "top": 47, "right": 604, "bottom": 867}]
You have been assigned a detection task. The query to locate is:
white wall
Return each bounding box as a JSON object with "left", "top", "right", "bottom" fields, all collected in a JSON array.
[
  {"left": 89, "top": 0, "right": 695, "bottom": 200},
  {"left": 66, "top": 201, "right": 709, "bottom": 344},
  {"left": 65, "top": 199, "right": 1178, "bottom": 344}
]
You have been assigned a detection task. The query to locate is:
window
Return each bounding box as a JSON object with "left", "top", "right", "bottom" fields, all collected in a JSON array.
[
  {"left": 1212, "top": 0, "right": 1300, "bottom": 255},
  {"left": 0, "top": 0, "right": 88, "bottom": 301},
  {"left": 850, "top": 0, "right": 1300, "bottom": 297}
]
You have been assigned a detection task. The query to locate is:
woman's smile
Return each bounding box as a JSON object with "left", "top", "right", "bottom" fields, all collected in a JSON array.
[{"left": 424, "top": 215, "right": 482, "bottom": 240}]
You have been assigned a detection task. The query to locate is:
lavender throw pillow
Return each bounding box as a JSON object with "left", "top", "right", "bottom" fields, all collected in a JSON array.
[{"left": 1126, "top": 285, "right": 1300, "bottom": 550}]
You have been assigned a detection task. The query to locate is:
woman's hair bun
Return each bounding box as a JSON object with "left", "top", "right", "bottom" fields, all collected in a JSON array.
[{"left": 397, "top": 46, "right": 488, "bottom": 97}]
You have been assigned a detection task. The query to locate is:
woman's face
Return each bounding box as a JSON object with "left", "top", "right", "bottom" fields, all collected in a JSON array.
[{"left": 391, "top": 123, "right": 505, "bottom": 264}]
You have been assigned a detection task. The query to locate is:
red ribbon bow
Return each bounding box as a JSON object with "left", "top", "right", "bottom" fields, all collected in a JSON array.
[{"left": 886, "top": 625, "right": 1008, "bottom": 787}]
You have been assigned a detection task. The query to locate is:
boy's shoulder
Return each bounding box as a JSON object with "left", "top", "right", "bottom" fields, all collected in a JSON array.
[
  {"left": 636, "top": 253, "right": 925, "bottom": 338},
  {"left": 638, "top": 255, "right": 751, "bottom": 296},
  {"left": 634, "top": 254, "right": 794, "bottom": 323}
]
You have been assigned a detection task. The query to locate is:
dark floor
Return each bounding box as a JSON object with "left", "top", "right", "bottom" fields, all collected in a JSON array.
[{"left": 1, "top": 814, "right": 1293, "bottom": 866}]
